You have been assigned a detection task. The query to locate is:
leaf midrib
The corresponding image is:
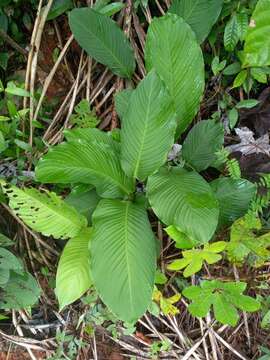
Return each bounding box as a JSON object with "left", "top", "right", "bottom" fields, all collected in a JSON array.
[
  {"left": 133, "top": 78, "right": 155, "bottom": 179},
  {"left": 123, "top": 202, "right": 135, "bottom": 314}
]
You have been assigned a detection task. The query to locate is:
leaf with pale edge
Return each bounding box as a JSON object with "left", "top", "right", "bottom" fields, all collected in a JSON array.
[
  {"left": 91, "top": 199, "right": 156, "bottom": 322},
  {"left": 145, "top": 13, "right": 204, "bottom": 136},
  {"left": 56, "top": 228, "right": 92, "bottom": 310},
  {"left": 120, "top": 71, "right": 176, "bottom": 180},
  {"left": 147, "top": 167, "right": 219, "bottom": 244}
]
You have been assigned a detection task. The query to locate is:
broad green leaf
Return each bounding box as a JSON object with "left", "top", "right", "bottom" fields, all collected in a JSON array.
[
  {"left": 35, "top": 141, "right": 134, "bottom": 199},
  {"left": 236, "top": 99, "right": 260, "bottom": 109},
  {"left": 56, "top": 228, "right": 92, "bottom": 310},
  {"left": 0, "top": 272, "right": 40, "bottom": 310},
  {"left": 145, "top": 13, "right": 204, "bottom": 135},
  {"left": 0, "top": 248, "right": 23, "bottom": 271},
  {"left": 65, "top": 189, "right": 100, "bottom": 225},
  {"left": 187, "top": 291, "right": 213, "bottom": 317},
  {"left": 169, "top": 0, "right": 223, "bottom": 43},
  {"left": 242, "top": 0, "right": 270, "bottom": 67},
  {"left": 147, "top": 167, "right": 219, "bottom": 244},
  {"left": 120, "top": 71, "right": 176, "bottom": 180},
  {"left": 69, "top": 8, "right": 135, "bottom": 78},
  {"left": 114, "top": 89, "right": 133, "bottom": 119},
  {"left": 0, "top": 268, "right": 9, "bottom": 285},
  {"left": 228, "top": 294, "right": 261, "bottom": 312},
  {"left": 224, "top": 15, "right": 239, "bottom": 52},
  {"left": 165, "top": 225, "right": 194, "bottom": 249},
  {"left": 211, "top": 177, "right": 256, "bottom": 226},
  {"left": 1, "top": 182, "right": 87, "bottom": 240},
  {"left": 213, "top": 293, "right": 239, "bottom": 326},
  {"left": 182, "top": 120, "right": 224, "bottom": 172},
  {"left": 47, "top": 0, "right": 73, "bottom": 20},
  {"left": 91, "top": 199, "right": 156, "bottom": 322},
  {"left": 64, "top": 128, "right": 120, "bottom": 153}
]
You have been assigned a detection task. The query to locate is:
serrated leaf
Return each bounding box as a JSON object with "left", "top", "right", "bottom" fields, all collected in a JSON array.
[
  {"left": 224, "top": 15, "right": 240, "bottom": 52},
  {"left": 56, "top": 228, "right": 92, "bottom": 310},
  {"left": 0, "top": 272, "right": 40, "bottom": 310},
  {"left": 211, "top": 177, "right": 256, "bottom": 226},
  {"left": 120, "top": 71, "right": 176, "bottom": 180},
  {"left": 35, "top": 141, "right": 134, "bottom": 199},
  {"left": 147, "top": 167, "right": 219, "bottom": 244},
  {"left": 169, "top": 0, "right": 223, "bottom": 43},
  {"left": 91, "top": 199, "right": 156, "bottom": 322},
  {"left": 1, "top": 183, "right": 87, "bottom": 240},
  {"left": 69, "top": 8, "right": 135, "bottom": 78},
  {"left": 145, "top": 13, "right": 204, "bottom": 136},
  {"left": 242, "top": 0, "right": 270, "bottom": 67},
  {"left": 182, "top": 120, "right": 224, "bottom": 172}
]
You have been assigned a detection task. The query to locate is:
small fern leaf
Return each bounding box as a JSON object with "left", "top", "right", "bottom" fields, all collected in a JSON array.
[{"left": 1, "top": 182, "right": 87, "bottom": 240}]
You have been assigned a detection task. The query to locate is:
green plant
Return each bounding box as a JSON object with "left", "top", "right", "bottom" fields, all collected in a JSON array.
[
  {"left": 183, "top": 280, "right": 260, "bottom": 326},
  {"left": 0, "top": 236, "right": 40, "bottom": 309},
  {"left": 167, "top": 241, "right": 226, "bottom": 277},
  {"left": 1, "top": 2, "right": 266, "bottom": 327}
]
